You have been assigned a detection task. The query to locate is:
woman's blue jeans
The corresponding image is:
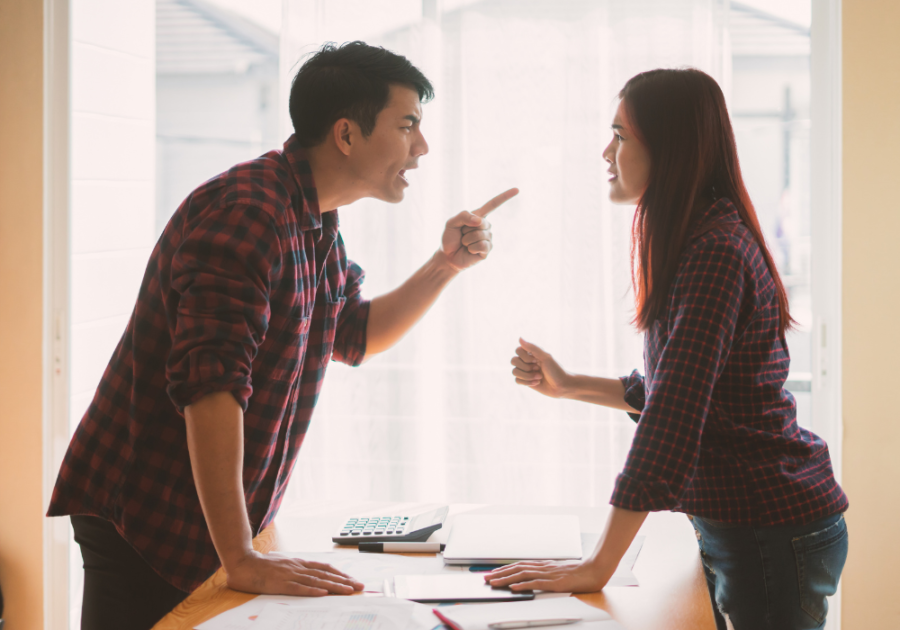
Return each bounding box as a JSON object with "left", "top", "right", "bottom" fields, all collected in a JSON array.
[{"left": 689, "top": 512, "right": 848, "bottom": 630}]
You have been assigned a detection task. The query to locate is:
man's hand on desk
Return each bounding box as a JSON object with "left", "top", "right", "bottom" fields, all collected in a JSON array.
[
  {"left": 225, "top": 551, "right": 365, "bottom": 597},
  {"left": 484, "top": 559, "right": 611, "bottom": 594}
]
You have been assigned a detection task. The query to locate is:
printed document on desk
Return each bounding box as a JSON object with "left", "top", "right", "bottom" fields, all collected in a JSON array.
[
  {"left": 195, "top": 553, "right": 457, "bottom": 630},
  {"left": 250, "top": 597, "right": 417, "bottom": 630},
  {"left": 195, "top": 595, "right": 437, "bottom": 630}
]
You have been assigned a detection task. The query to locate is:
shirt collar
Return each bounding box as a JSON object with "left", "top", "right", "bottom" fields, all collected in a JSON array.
[
  {"left": 282, "top": 134, "right": 325, "bottom": 232},
  {"left": 691, "top": 197, "right": 741, "bottom": 238}
]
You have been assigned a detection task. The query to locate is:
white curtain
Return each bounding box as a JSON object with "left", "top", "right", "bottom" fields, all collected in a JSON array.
[{"left": 281, "top": 0, "right": 730, "bottom": 508}]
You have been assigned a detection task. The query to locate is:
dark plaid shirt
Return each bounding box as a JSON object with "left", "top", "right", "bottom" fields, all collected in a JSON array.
[
  {"left": 613, "top": 198, "right": 848, "bottom": 526},
  {"left": 48, "top": 135, "right": 370, "bottom": 591}
]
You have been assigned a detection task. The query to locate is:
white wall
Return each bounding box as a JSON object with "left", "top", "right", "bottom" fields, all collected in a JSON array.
[
  {"left": 69, "top": 0, "right": 156, "bottom": 624},
  {"left": 70, "top": 0, "right": 156, "bottom": 425}
]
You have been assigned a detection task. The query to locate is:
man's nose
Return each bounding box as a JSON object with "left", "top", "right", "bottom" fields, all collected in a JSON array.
[{"left": 415, "top": 131, "right": 429, "bottom": 157}]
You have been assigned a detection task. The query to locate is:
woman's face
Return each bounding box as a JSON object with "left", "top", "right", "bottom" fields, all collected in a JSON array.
[{"left": 602, "top": 100, "right": 651, "bottom": 205}]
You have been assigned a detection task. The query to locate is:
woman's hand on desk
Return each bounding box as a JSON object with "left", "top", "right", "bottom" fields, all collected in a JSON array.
[
  {"left": 484, "top": 559, "right": 610, "bottom": 594},
  {"left": 225, "top": 551, "right": 365, "bottom": 597}
]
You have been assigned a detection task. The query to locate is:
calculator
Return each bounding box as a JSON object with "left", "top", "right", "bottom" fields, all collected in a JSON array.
[{"left": 332, "top": 505, "right": 449, "bottom": 544}]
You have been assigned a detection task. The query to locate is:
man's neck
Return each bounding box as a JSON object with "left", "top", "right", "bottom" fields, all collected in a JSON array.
[{"left": 305, "top": 143, "right": 362, "bottom": 213}]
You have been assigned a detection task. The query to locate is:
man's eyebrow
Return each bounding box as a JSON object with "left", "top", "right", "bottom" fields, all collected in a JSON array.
[{"left": 404, "top": 114, "right": 421, "bottom": 124}]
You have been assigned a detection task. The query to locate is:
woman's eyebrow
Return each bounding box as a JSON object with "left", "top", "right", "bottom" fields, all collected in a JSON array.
[{"left": 611, "top": 123, "right": 625, "bottom": 130}]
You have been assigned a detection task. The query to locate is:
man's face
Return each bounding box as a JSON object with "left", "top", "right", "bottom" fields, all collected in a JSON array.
[{"left": 348, "top": 84, "right": 429, "bottom": 203}]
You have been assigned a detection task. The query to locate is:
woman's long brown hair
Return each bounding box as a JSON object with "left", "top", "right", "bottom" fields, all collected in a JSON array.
[{"left": 620, "top": 68, "right": 793, "bottom": 335}]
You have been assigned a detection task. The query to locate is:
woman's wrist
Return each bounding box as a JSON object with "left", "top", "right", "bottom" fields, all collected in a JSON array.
[
  {"left": 584, "top": 554, "right": 616, "bottom": 587},
  {"left": 555, "top": 372, "right": 576, "bottom": 399}
]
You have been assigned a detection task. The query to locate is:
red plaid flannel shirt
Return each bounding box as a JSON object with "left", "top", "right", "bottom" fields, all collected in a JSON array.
[
  {"left": 613, "top": 198, "right": 848, "bottom": 525},
  {"left": 48, "top": 135, "right": 370, "bottom": 591}
]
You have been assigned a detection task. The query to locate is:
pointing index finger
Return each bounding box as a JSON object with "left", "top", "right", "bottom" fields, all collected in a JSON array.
[{"left": 473, "top": 187, "right": 519, "bottom": 218}]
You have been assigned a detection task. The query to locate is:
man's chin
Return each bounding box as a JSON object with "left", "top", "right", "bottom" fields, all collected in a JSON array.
[
  {"left": 381, "top": 189, "right": 406, "bottom": 204},
  {"left": 364, "top": 185, "right": 407, "bottom": 204}
]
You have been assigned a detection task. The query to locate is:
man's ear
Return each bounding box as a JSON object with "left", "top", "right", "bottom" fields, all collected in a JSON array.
[{"left": 332, "top": 118, "right": 355, "bottom": 157}]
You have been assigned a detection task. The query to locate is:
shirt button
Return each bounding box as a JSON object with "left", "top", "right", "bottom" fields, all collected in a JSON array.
[{"left": 695, "top": 530, "right": 702, "bottom": 540}]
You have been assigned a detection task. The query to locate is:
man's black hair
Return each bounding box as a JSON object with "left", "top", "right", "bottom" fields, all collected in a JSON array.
[{"left": 289, "top": 41, "right": 434, "bottom": 148}]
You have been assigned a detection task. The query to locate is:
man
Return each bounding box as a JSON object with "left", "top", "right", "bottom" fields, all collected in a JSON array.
[{"left": 48, "top": 41, "right": 517, "bottom": 629}]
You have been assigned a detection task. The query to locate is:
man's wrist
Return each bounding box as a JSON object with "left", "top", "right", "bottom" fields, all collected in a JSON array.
[
  {"left": 221, "top": 546, "right": 259, "bottom": 572},
  {"left": 430, "top": 249, "right": 464, "bottom": 278}
]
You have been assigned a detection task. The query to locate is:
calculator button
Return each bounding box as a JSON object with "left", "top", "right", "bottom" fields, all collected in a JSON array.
[
  {"left": 362, "top": 532, "right": 372, "bottom": 535},
  {"left": 340, "top": 532, "right": 349, "bottom": 536},
  {"left": 352, "top": 531, "right": 362, "bottom": 535}
]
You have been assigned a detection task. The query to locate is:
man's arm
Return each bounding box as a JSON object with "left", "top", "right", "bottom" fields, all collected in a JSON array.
[
  {"left": 184, "top": 391, "right": 363, "bottom": 595},
  {"left": 366, "top": 252, "right": 458, "bottom": 355},
  {"left": 365, "top": 187, "right": 518, "bottom": 356}
]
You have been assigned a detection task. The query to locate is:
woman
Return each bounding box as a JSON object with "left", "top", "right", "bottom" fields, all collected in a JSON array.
[{"left": 487, "top": 69, "right": 848, "bottom": 630}]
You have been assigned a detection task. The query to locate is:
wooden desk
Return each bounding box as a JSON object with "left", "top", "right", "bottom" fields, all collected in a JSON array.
[{"left": 153, "top": 502, "right": 715, "bottom": 630}]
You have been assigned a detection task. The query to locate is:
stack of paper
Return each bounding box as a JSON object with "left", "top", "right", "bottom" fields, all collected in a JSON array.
[{"left": 431, "top": 597, "right": 625, "bottom": 630}]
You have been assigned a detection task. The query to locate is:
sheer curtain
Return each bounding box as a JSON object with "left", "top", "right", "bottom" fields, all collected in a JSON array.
[{"left": 280, "top": 0, "right": 729, "bottom": 508}]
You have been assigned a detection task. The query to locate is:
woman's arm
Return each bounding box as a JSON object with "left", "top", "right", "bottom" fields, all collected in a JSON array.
[
  {"left": 485, "top": 507, "right": 648, "bottom": 593},
  {"left": 511, "top": 338, "right": 639, "bottom": 413}
]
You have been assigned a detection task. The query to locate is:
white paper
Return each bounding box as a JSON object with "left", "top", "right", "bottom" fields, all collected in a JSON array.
[
  {"left": 434, "top": 597, "right": 625, "bottom": 630},
  {"left": 269, "top": 551, "right": 458, "bottom": 592},
  {"left": 250, "top": 598, "right": 415, "bottom": 630}
]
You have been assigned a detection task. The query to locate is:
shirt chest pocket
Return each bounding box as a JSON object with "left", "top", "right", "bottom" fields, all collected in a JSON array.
[{"left": 308, "top": 296, "right": 345, "bottom": 370}]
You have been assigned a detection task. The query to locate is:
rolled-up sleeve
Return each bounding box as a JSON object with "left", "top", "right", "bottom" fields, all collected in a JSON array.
[
  {"left": 620, "top": 370, "right": 645, "bottom": 422},
  {"left": 610, "top": 239, "right": 746, "bottom": 512},
  {"left": 331, "top": 260, "right": 369, "bottom": 367},
  {"left": 166, "top": 205, "right": 283, "bottom": 413}
]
